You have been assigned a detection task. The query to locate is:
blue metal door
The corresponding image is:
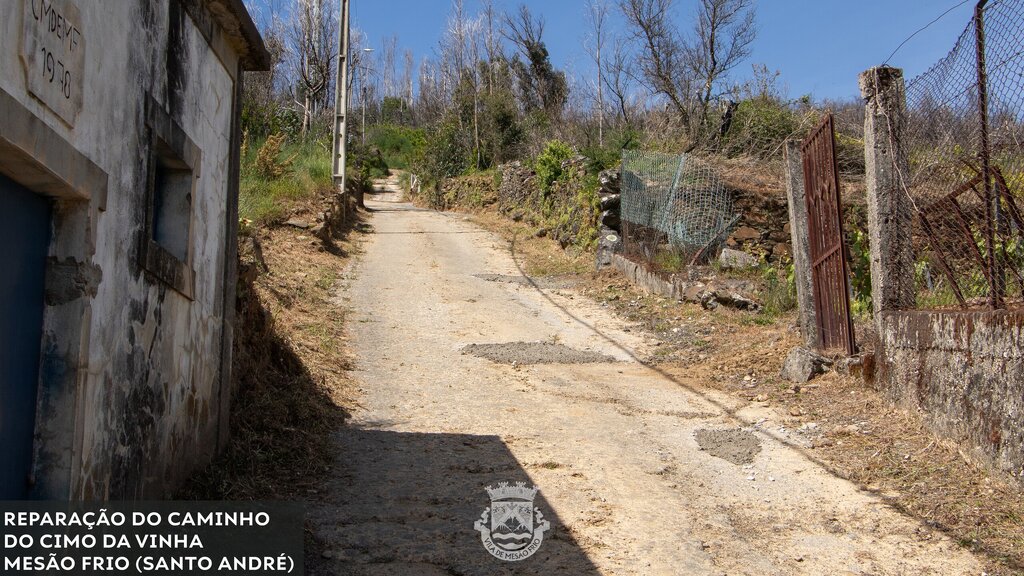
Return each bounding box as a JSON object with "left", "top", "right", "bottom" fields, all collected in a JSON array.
[{"left": 0, "top": 173, "right": 51, "bottom": 499}]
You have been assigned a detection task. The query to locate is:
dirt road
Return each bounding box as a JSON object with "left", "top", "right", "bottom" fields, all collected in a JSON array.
[{"left": 308, "top": 184, "right": 983, "bottom": 575}]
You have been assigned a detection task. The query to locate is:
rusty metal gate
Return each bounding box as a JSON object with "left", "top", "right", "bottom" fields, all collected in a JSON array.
[{"left": 802, "top": 114, "right": 856, "bottom": 354}]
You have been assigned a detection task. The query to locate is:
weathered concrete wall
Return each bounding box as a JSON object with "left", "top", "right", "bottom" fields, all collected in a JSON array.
[
  {"left": 0, "top": 0, "right": 247, "bottom": 498},
  {"left": 860, "top": 65, "right": 1023, "bottom": 485},
  {"left": 877, "top": 310, "right": 1024, "bottom": 484},
  {"left": 608, "top": 254, "right": 759, "bottom": 312}
]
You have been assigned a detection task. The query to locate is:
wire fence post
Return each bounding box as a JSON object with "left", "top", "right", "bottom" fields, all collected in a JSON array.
[
  {"left": 974, "top": 0, "right": 1004, "bottom": 308},
  {"left": 893, "top": 0, "right": 1024, "bottom": 311}
]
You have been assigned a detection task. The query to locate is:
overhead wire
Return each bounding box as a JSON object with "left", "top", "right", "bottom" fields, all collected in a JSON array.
[{"left": 882, "top": 0, "right": 972, "bottom": 66}]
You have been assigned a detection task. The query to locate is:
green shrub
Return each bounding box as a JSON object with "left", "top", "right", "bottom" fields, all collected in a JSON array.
[
  {"left": 347, "top": 141, "right": 389, "bottom": 180},
  {"left": 848, "top": 226, "right": 873, "bottom": 317},
  {"left": 380, "top": 96, "right": 410, "bottom": 125},
  {"left": 239, "top": 138, "right": 333, "bottom": 226},
  {"left": 723, "top": 97, "right": 800, "bottom": 159},
  {"left": 481, "top": 90, "right": 524, "bottom": 165},
  {"left": 652, "top": 249, "right": 687, "bottom": 273},
  {"left": 761, "top": 261, "right": 798, "bottom": 317},
  {"left": 534, "top": 140, "right": 574, "bottom": 193},
  {"left": 241, "top": 101, "right": 303, "bottom": 139},
  {"left": 579, "top": 129, "right": 640, "bottom": 175},
  {"left": 412, "top": 118, "right": 468, "bottom": 186},
  {"left": 367, "top": 124, "right": 426, "bottom": 170}
]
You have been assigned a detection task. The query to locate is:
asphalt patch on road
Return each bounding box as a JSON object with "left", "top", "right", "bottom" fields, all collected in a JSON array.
[
  {"left": 462, "top": 342, "right": 617, "bottom": 365},
  {"left": 472, "top": 274, "right": 571, "bottom": 289},
  {"left": 474, "top": 273, "right": 533, "bottom": 285},
  {"left": 694, "top": 428, "right": 762, "bottom": 465}
]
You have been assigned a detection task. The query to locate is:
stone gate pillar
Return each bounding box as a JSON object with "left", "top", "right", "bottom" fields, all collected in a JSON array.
[
  {"left": 860, "top": 66, "right": 916, "bottom": 319},
  {"left": 783, "top": 140, "right": 819, "bottom": 348}
]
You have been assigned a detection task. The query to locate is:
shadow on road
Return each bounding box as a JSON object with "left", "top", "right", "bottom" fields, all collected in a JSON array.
[{"left": 309, "top": 429, "right": 602, "bottom": 576}]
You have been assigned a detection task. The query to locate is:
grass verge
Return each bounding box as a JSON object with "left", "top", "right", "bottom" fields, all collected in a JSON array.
[
  {"left": 469, "top": 211, "right": 595, "bottom": 277},
  {"left": 239, "top": 137, "right": 334, "bottom": 226},
  {"left": 181, "top": 182, "right": 360, "bottom": 501}
]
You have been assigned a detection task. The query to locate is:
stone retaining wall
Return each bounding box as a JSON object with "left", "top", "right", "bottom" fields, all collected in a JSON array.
[{"left": 877, "top": 310, "right": 1024, "bottom": 483}]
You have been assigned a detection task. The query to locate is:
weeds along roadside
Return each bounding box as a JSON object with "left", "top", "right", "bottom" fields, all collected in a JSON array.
[{"left": 182, "top": 135, "right": 360, "bottom": 500}]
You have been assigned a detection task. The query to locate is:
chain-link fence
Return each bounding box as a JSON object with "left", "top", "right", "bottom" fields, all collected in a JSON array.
[
  {"left": 901, "top": 0, "right": 1024, "bottom": 310},
  {"left": 620, "top": 151, "right": 739, "bottom": 270}
]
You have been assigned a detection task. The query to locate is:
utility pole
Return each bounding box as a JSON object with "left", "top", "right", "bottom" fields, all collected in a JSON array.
[{"left": 331, "top": 0, "right": 351, "bottom": 214}]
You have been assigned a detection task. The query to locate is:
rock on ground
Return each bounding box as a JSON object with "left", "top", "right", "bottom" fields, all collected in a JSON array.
[
  {"left": 718, "top": 247, "right": 760, "bottom": 270},
  {"left": 781, "top": 347, "right": 833, "bottom": 383}
]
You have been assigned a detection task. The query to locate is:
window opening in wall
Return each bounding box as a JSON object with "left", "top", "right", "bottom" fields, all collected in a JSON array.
[
  {"left": 143, "top": 96, "right": 200, "bottom": 299},
  {"left": 151, "top": 139, "right": 193, "bottom": 262}
]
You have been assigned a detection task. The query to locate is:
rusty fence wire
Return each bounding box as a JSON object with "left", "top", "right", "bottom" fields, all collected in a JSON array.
[
  {"left": 901, "top": 0, "right": 1024, "bottom": 310},
  {"left": 620, "top": 150, "right": 739, "bottom": 270}
]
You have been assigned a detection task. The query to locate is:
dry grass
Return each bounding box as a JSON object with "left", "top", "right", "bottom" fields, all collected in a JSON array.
[
  {"left": 710, "top": 155, "right": 786, "bottom": 196},
  {"left": 801, "top": 374, "right": 1024, "bottom": 575},
  {"left": 180, "top": 199, "right": 361, "bottom": 501},
  {"left": 602, "top": 283, "right": 1024, "bottom": 574},
  {"left": 469, "top": 211, "right": 596, "bottom": 277},
  {"left": 709, "top": 153, "right": 869, "bottom": 207}
]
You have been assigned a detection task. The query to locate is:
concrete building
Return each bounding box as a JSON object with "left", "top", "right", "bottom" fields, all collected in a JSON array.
[{"left": 0, "top": 0, "right": 268, "bottom": 499}]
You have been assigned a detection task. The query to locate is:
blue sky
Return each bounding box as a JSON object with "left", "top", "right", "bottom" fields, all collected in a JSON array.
[{"left": 343, "top": 0, "right": 975, "bottom": 102}]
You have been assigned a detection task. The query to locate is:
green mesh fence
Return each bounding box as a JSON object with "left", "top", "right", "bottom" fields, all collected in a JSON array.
[{"left": 620, "top": 150, "right": 739, "bottom": 267}]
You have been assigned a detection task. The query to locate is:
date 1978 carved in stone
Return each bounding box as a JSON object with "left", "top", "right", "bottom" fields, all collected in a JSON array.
[{"left": 21, "top": 0, "right": 86, "bottom": 126}]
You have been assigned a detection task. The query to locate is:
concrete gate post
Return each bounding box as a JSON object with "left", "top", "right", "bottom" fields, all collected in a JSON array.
[
  {"left": 783, "top": 140, "right": 819, "bottom": 348},
  {"left": 859, "top": 67, "right": 916, "bottom": 320}
]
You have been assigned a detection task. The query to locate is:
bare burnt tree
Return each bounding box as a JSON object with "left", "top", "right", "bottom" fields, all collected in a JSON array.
[
  {"left": 620, "top": 0, "right": 755, "bottom": 144},
  {"left": 417, "top": 57, "right": 446, "bottom": 124},
  {"left": 502, "top": 4, "right": 568, "bottom": 120},
  {"left": 242, "top": 19, "right": 287, "bottom": 136},
  {"left": 585, "top": 0, "right": 610, "bottom": 146},
  {"left": 347, "top": 28, "right": 368, "bottom": 103},
  {"left": 462, "top": 15, "right": 485, "bottom": 168},
  {"left": 603, "top": 35, "right": 637, "bottom": 128},
  {"left": 481, "top": 0, "right": 503, "bottom": 95},
  {"left": 401, "top": 49, "right": 415, "bottom": 110},
  {"left": 619, "top": 0, "right": 693, "bottom": 127},
  {"left": 381, "top": 35, "right": 398, "bottom": 99},
  {"left": 285, "top": 0, "right": 338, "bottom": 137},
  {"left": 692, "top": 0, "right": 756, "bottom": 114},
  {"left": 440, "top": 0, "right": 469, "bottom": 101}
]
